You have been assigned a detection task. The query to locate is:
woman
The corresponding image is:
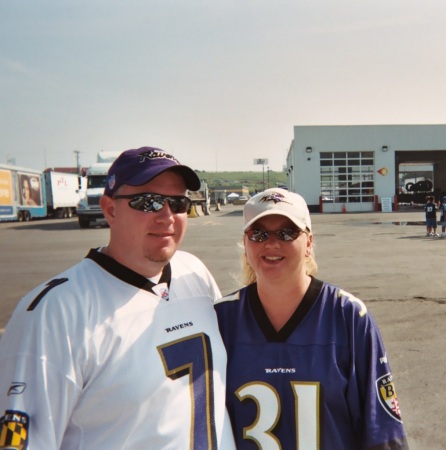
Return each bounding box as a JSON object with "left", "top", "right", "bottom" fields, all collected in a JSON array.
[
  {"left": 215, "top": 188, "right": 408, "bottom": 449},
  {"left": 20, "top": 175, "right": 38, "bottom": 206}
]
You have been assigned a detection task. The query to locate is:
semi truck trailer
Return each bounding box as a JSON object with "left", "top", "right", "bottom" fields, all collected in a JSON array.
[{"left": 0, "top": 163, "right": 85, "bottom": 222}]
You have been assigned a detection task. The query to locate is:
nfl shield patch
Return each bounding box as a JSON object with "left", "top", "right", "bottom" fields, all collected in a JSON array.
[
  {"left": 376, "top": 373, "right": 403, "bottom": 423},
  {"left": 0, "top": 410, "right": 29, "bottom": 449},
  {"left": 108, "top": 174, "right": 116, "bottom": 191},
  {"left": 152, "top": 283, "right": 169, "bottom": 301}
]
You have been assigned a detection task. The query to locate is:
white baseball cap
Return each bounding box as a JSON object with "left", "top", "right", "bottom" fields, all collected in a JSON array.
[{"left": 243, "top": 188, "right": 312, "bottom": 232}]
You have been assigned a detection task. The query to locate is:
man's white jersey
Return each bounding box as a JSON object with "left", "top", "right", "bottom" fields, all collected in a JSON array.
[{"left": 0, "top": 249, "right": 235, "bottom": 449}]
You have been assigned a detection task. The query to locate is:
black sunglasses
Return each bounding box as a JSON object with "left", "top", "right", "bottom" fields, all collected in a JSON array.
[
  {"left": 245, "top": 227, "right": 305, "bottom": 243},
  {"left": 113, "top": 193, "right": 192, "bottom": 214}
]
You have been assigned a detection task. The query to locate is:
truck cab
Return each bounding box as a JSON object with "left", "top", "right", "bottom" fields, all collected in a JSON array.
[
  {"left": 76, "top": 151, "right": 121, "bottom": 228},
  {"left": 76, "top": 163, "right": 111, "bottom": 228}
]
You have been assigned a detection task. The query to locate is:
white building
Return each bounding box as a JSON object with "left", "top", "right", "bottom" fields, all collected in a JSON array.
[{"left": 286, "top": 125, "right": 446, "bottom": 213}]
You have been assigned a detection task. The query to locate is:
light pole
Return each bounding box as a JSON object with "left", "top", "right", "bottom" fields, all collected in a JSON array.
[{"left": 254, "top": 158, "right": 269, "bottom": 192}]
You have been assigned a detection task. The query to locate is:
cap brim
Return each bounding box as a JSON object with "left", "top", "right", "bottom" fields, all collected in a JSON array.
[{"left": 243, "top": 210, "right": 308, "bottom": 232}]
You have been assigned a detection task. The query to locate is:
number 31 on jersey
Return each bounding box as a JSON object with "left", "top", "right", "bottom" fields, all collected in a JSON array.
[{"left": 236, "top": 381, "right": 320, "bottom": 450}]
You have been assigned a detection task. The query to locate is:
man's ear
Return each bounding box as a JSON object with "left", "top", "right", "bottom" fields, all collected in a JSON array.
[{"left": 100, "top": 195, "right": 116, "bottom": 225}]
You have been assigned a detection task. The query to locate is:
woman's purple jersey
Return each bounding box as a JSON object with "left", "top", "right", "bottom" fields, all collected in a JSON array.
[{"left": 215, "top": 278, "right": 408, "bottom": 450}]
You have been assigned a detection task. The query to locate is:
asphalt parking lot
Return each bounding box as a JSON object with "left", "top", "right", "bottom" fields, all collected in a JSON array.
[{"left": 1, "top": 204, "right": 445, "bottom": 449}]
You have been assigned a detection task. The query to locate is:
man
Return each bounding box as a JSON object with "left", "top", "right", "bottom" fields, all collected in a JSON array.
[
  {"left": 424, "top": 195, "right": 438, "bottom": 237},
  {"left": 0, "top": 147, "right": 235, "bottom": 449},
  {"left": 439, "top": 195, "right": 446, "bottom": 238}
]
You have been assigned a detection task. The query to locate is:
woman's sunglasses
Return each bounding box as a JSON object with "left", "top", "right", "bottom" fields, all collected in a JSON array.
[
  {"left": 245, "top": 227, "right": 305, "bottom": 242},
  {"left": 113, "top": 193, "right": 192, "bottom": 214}
]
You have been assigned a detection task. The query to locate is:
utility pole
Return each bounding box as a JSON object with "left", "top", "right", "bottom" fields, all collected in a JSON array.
[{"left": 74, "top": 150, "right": 81, "bottom": 174}]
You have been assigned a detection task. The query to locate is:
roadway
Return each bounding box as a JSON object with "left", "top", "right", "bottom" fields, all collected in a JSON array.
[{"left": 0, "top": 205, "right": 445, "bottom": 449}]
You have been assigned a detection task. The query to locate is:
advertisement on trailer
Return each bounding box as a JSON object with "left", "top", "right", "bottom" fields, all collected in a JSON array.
[
  {"left": 18, "top": 173, "right": 42, "bottom": 207},
  {"left": 0, "top": 170, "right": 13, "bottom": 204}
]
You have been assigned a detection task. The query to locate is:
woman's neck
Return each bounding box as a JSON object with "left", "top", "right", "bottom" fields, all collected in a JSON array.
[{"left": 256, "top": 274, "right": 312, "bottom": 331}]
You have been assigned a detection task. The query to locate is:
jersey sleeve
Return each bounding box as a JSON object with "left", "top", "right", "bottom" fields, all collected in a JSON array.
[
  {"left": 0, "top": 278, "right": 84, "bottom": 449},
  {"left": 340, "top": 291, "right": 408, "bottom": 449}
]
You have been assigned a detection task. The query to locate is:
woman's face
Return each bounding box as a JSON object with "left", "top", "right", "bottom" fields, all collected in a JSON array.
[
  {"left": 244, "top": 214, "right": 312, "bottom": 284},
  {"left": 22, "top": 179, "right": 30, "bottom": 202}
]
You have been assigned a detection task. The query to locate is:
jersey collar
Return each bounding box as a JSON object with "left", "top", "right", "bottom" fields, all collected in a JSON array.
[
  {"left": 249, "top": 277, "right": 323, "bottom": 342},
  {"left": 86, "top": 248, "right": 172, "bottom": 295}
]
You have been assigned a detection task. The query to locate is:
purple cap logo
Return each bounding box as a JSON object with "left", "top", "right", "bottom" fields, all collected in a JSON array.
[
  {"left": 138, "top": 150, "right": 180, "bottom": 165},
  {"left": 259, "top": 192, "right": 292, "bottom": 205}
]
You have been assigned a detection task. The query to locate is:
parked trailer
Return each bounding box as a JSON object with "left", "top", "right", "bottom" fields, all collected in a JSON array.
[
  {"left": 44, "top": 170, "right": 85, "bottom": 218},
  {"left": 0, "top": 164, "right": 47, "bottom": 222}
]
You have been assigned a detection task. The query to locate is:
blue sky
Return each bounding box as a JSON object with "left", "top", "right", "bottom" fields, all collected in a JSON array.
[{"left": 1, "top": 0, "right": 446, "bottom": 172}]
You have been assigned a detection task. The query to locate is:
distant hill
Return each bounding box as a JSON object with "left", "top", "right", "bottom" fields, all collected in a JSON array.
[{"left": 194, "top": 170, "right": 288, "bottom": 194}]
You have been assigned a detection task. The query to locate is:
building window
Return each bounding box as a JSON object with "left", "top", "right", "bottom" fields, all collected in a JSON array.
[{"left": 320, "top": 152, "right": 375, "bottom": 203}]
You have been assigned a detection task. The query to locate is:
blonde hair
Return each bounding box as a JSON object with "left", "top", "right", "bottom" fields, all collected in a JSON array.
[{"left": 239, "top": 232, "right": 318, "bottom": 286}]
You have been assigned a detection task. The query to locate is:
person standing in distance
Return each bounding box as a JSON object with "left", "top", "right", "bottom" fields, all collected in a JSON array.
[
  {"left": 424, "top": 195, "right": 439, "bottom": 237},
  {"left": 0, "top": 147, "right": 235, "bottom": 450},
  {"left": 439, "top": 195, "right": 446, "bottom": 238},
  {"left": 215, "top": 188, "right": 408, "bottom": 449}
]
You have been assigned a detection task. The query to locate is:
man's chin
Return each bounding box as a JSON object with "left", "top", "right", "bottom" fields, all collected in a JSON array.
[{"left": 145, "top": 248, "right": 176, "bottom": 265}]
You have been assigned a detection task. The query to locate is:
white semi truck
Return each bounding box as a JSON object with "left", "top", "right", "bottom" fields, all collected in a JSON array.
[{"left": 76, "top": 151, "right": 120, "bottom": 228}]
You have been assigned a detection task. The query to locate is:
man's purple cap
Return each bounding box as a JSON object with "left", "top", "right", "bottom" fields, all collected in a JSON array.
[{"left": 104, "top": 147, "right": 201, "bottom": 197}]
